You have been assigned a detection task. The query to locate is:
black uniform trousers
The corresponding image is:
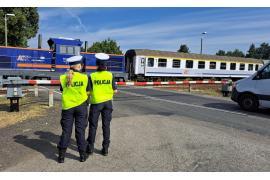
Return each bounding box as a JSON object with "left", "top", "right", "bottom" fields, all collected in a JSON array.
[
  {"left": 58, "top": 102, "right": 88, "bottom": 152},
  {"left": 87, "top": 100, "right": 113, "bottom": 150}
]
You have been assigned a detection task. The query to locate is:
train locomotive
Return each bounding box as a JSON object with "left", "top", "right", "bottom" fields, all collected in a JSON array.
[{"left": 0, "top": 37, "right": 127, "bottom": 81}]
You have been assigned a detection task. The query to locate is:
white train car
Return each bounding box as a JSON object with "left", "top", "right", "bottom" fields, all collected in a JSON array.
[{"left": 125, "top": 49, "right": 264, "bottom": 81}]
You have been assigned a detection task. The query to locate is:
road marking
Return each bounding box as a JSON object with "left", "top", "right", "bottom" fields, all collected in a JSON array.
[
  {"left": 126, "top": 86, "right": 232, "bottom": 102},
  {"left": 120, "top": 90, "right": 248, "bottom": 116},
  {"left": 37, "top": 86, "right": 262, "bottom": 118}
]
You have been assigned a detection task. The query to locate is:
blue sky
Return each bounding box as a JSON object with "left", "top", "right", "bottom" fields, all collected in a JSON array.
[{"left": 28, "top": 7, "right": 270, "bottom": 55}]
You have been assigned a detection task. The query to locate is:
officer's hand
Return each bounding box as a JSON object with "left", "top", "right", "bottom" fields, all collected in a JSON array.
[{"left": 114, "top": 90, "right": 118, "bottom": 94}]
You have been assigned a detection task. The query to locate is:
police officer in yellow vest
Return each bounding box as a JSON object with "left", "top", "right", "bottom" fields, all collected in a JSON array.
[
  {"left": 58, "top": 55, "right": 90, "bottom": 163},
  {"left": 86, "top": 53, "right": 118, "bottom": 156}
]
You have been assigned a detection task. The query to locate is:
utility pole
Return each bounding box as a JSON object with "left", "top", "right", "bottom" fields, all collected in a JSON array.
[
  {"left": 4, "top": 13, "right": 16, "bottom": 47},
  {"left": 200, "top": 32, "right": 207, "bottom": 54}
]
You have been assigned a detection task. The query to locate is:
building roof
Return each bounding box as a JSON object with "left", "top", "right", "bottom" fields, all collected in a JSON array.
[{"left": 126, "top": 49, "right": 263, "bottom": 64}]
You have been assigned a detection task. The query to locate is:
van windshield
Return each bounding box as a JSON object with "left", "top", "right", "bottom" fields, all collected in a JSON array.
[{"left": 260, "top": 64, "right": 270, "bottom": 79}]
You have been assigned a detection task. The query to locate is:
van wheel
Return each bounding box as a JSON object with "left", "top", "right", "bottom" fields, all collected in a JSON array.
[{"left": 239, "top": 94, "right": 258, "bottom": 111}]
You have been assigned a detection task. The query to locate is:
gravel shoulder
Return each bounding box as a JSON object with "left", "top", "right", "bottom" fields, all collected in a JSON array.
[{"left": 0, "top": 91, "right": 58, "bottom": 129}]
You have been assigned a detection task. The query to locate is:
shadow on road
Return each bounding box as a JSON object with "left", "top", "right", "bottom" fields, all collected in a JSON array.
[
  {"left": 13, "top": 131, "right": 79, "bottom": 162},
  {"left": 35, "top": 131, "right": 78, "bottom": 152}
]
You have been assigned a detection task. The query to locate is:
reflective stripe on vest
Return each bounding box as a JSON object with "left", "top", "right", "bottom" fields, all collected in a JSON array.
[
  {"left": 90, "top": 71, "right": 114, "bottom": 104},
  {"left": 60, "top": 72, "right": 88, "bottom": 110}
]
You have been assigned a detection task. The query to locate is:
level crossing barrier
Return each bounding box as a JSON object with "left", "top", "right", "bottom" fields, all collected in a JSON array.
[
  {"left": 15, "top": 79, "right": 227, "bottom": 86},
  {"left": 0, "top": 78, "right": 229, "bottom": 112}
]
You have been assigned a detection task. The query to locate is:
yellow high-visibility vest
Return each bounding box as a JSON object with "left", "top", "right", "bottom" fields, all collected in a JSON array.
[
  {"left": 90, "top": 71, "right": 114, "bottom": 104},
  {"left": 60, "top": 72, "right": 88, "bottom": 110}
]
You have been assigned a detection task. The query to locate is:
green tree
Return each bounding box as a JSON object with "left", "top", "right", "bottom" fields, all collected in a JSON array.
[
  {"left": 216, "top": 50, "right": 226, "bottom": 56},
  {"left": 246, "top": 43, "right": 256, "bottom": 58},
  {"left": 244, "top": 42, "right": 270, "bottom": 59},
  {"left": 177, "top": 44, "right": 189, "bottom": 53},
  {"left": 87, "top": 38, "right": 122, "bottom": 54},
  {"left": 226, "top": 49, "right": 245, "bottom": 57},
  {"left": 225, "top": 51, "right": 233, "bottom": 56},
  {"left": 257, "top": 42, "right": 270, "bottom": 59},
  {"left": 0, "top": 7, "right": 39, "bottom": 47}
]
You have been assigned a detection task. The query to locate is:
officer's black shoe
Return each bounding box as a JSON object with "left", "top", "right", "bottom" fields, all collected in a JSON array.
[
  {"left": 79, "top": 152, "right": 89, "bottom": 162},
  {"left": 58, "top": 148, "right": 66, "bottom": 163},
  {"left": 58, "top": 157, "right": 64, "bottom": 163},
  {"left": 86, "top": 144, "right": 94, "bottom": 155},
  {"left": 101, "top": 148, "right": 108, "bottom": 156}
]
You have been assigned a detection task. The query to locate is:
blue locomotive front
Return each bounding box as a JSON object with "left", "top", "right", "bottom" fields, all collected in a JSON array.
[{"left": 0, "top": 37, "right": 127, "bottom": 80}]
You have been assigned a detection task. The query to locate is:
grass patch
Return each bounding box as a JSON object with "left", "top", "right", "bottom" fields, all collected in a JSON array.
[
  {"left": 189, "top": 88, "right": 224, "bottom": 97},
  {"left": 0, "top": 93, "right": 60, "bottom": 128}
]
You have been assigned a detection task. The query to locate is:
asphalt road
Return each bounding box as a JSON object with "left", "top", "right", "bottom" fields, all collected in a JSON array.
[{"left": 1, "top": 86, "right": 270, "bottom": 171}]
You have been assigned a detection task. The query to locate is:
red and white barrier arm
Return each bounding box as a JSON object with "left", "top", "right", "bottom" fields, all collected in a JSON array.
[
  {"left": 117, "top": 80, "right": 226, "bottom": 86},
  {"left": 24, "top": 80, "right": 227, "bottom": 86},
  {"left": 27, "top": 80, "right": 60, "bottom": 85}
]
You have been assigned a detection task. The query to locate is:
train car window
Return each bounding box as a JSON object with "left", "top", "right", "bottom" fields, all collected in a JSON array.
[
  {"left": 220, "top": 62, "right": 226, "bottom": 70},
  {"left": 74, "top": 46, "right": 80, "bottom": 55},
  {"left": 67, "top": 46, "right": 74, "bottom": 54},
  {"left": 230, "top": 63, "right": 236, "bottom": 70},
  {"left": 59, "top": 45, "right": 80, "bottom": 55},
  {"left": 239, "top": 63, "right": 245, "bottom": 70},
  {"left": 198, "top": 61, "right": 205, "bottom": 69},
  {"left": 255, "top": 64, "right": 259, "bottom": 71},
  {"left": 172, "top": 59, "right": 181, "bottom": 68},
  {"left": 248, "top": 64, "right": 254, "bottom": 71},
  {"left": 158, "top": 58, "right": 167, "bottom": 67},
  {"left": 186, "top": 60, "right": 193, "bottom": 68},
  {"left": 60, "top": 46, "right": 67, "bottom": 54},
  {"left": 209, "top": 61, "right": 216, "bottom": 69},
  {"left": 148, "top": 58, "right": 154, "bottom": 67}
]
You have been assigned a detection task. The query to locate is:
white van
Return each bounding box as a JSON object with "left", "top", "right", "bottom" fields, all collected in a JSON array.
[{"left": 231, "top": 61, "right": 270, "bottom": 111}]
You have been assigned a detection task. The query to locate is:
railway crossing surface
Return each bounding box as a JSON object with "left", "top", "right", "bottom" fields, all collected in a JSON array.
[{"left": 0, "top": 86, "right": 270, "bottom": 171}]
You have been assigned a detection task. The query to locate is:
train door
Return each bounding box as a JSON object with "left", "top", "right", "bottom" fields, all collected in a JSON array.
[
  {"left": 125, "top": 55, "right": 134, "bottom": 79},
  {"left": 136, "top": 56, "right": 146, "bottom": 75},
  {"left": 82, "top": 56, "right": 86, "bottom": 72},
  {"left": 143, "top": 57, "right": 147, "bottom": 75},
  {"left": 125, "top": 50, "right": 146, "bottom": 80}
]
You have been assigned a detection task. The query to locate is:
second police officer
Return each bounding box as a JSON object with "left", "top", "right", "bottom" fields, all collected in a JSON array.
[
  {"left": 86, "top": 53, "right": 118, "bottom": 156},
  {"left": 57, "top": 55, "right": 90, "bottom": 163}
]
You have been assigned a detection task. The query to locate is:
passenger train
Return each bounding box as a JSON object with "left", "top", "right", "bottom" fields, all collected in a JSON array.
[
  {"left": 125, "top": 49, "right": 264, "bottom": 81},
  {"left": 0, "top": 37, "right": 265, "bottom": 81}
]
